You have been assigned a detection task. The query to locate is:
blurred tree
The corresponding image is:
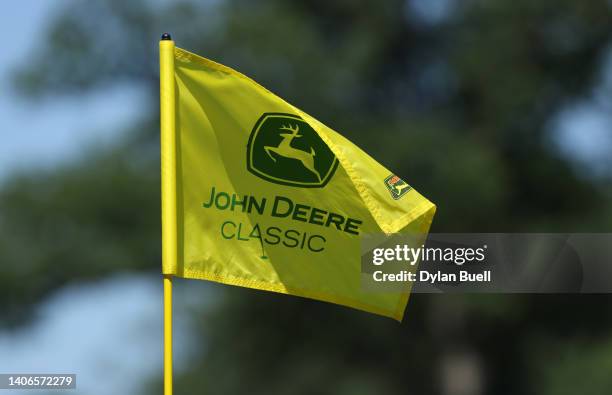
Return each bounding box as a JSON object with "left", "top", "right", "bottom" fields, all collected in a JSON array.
[{"left": 2, "top": 0, "right": 612, "bottom": 394}]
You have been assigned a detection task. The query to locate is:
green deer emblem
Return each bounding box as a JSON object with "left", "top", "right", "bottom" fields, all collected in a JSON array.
[{"left": 263, "top": 124, "right": 322, "bottom": 182}]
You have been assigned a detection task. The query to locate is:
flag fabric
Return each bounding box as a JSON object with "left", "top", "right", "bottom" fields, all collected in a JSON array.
[{"left": 165, "top": 46, "right": 436, "bottom": 320}]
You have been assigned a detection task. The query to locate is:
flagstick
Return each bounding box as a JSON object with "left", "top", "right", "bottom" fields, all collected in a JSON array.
[
  {"left": 163, "top": 274, "right": 173, "bottom": 394},
  {"left": 160, "top": 32, "right": 176, "bottom": 395}
]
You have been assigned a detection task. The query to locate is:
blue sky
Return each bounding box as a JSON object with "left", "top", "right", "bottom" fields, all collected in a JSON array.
[
  {"left": 0, "top": 1, "right": 145, "bottom": 181},
  {"left": 550, "top": 47, "right": 612, "bottom": 178}
]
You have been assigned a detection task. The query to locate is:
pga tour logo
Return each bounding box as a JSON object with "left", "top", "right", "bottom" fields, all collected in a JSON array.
[
  {"left": 384, "top": 175, "right": 412, "bottom": 200},
  {"left": 247, "top": 113, "right": 338, "bottom": 188}
]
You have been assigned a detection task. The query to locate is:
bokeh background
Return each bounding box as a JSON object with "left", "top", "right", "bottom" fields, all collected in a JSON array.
[{"left": 1, "top": 0, "right": 612, "bottom": 394}]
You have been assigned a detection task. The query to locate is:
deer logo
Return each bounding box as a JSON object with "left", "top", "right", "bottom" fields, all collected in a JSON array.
[
  {"left": 247, "top": 113, "right": 338, "bottom": 188},
  {"left": 263, "top": 124, "right": 322, "bottom": 182}
]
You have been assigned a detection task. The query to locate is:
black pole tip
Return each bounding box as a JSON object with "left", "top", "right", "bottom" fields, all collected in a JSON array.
[{"left": 161, "top": 33, "right": 172, "bottom": 41}]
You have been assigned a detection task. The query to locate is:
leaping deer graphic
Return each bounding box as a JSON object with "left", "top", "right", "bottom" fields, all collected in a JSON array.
[{"left": 264, "top": 124, "right": 322, "bottom": 182}]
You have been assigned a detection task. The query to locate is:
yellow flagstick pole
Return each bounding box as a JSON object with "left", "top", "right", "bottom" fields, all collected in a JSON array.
[
  {"left": 164, "top": 275, "right": 172, "bottom": 395},
  {"left": 160, "top": 32, "right": 176, "bottom": 395},
  {"left": 163, "top": 275, "right": 173, "bottom": 394}
]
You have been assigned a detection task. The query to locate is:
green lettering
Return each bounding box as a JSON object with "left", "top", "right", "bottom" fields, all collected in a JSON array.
[
  {"left": 247, "top": 196, "right": 266, "bottom": 215},
  {"left": 202, "top": 187, "right": 216, "bottom": 208},
  {"left": 236, "top": 223, "right": 249, "bottom": 241},
  {"left": 283, "top": 229, "right": 299, "bottom": 248},
  {"left": 325, "top": 213, "right": 345, "bottom": 230},
  {"left": 231, "top": 194, "right": 247, "bottom": 212},
  {"left": 344, "top": 218, "right": 362, "bottom": 235},
  {"left": 309, "top": 207, "right": 327, "bottom": 225},
  {"left": 221, "top": 221, "right": 235, "bottom": 239},
  {"left": 249, "top": 224, "right": 263, "bottom": 240},
  {"left": 271, "top": 196, "right": 293, "bottom": 218},
  {"left": 292, "top": 204, "right": 310, "bottom": 222},
  {"left": 215, "top": 192, "right": 230, "bottom": 210},
  {"left": 308, "top": 235, "right": 326, "bottom": 252},
  {"left": 264, "top": 226, "right": 281, "bottom": 245}
]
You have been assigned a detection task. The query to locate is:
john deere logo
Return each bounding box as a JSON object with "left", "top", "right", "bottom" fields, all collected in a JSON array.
[
  {"left": 384, "top": 174, "right": 412, "bottom": 200},
  {"left": 247, "top": 113, "right": 338, "bottom": 187}
]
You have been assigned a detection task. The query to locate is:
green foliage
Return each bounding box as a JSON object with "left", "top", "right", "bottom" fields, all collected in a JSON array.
[
  {"left": 532, "top": 336, "right": 612, "bottom": 395},
  {"left": 0, "top": 126, "right": 159, "bottom": 324}
]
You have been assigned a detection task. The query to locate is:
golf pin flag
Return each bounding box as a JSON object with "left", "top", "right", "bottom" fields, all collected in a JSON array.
[{"left": 166, "top": 47, "right": 436, "bottom": 320}]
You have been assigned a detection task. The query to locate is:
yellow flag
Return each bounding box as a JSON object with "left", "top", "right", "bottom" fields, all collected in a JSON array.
[{"left": 165, "top": 46, "right": 436, "bottom": 321}]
